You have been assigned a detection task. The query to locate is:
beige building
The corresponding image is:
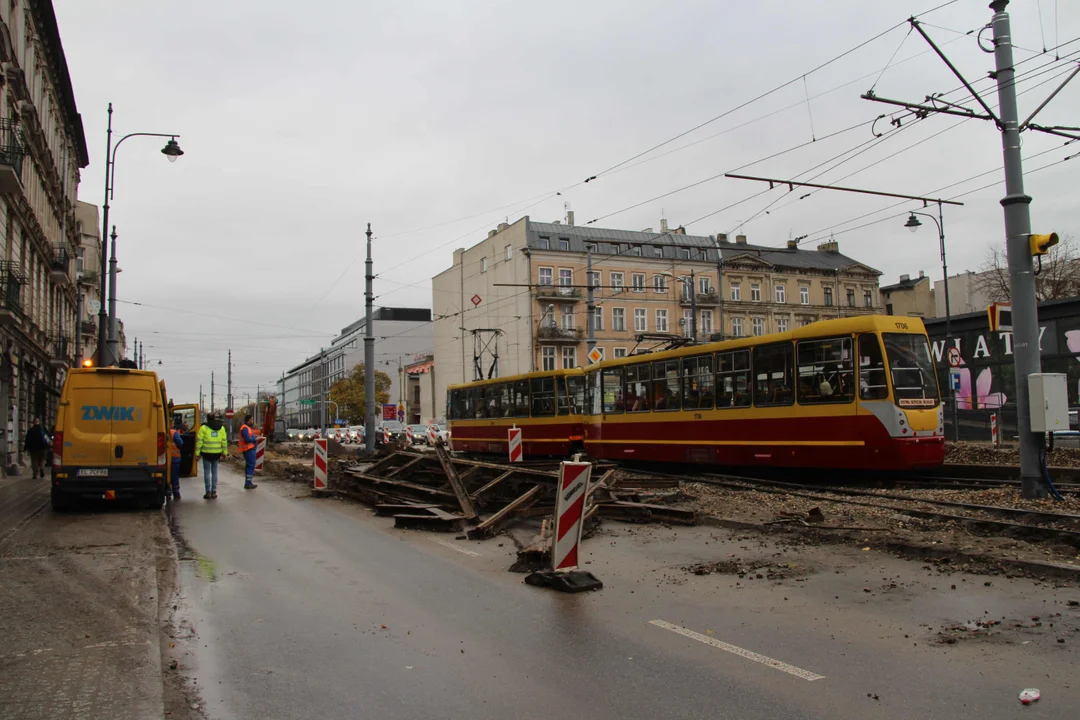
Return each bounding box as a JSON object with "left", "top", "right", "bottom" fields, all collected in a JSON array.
[
  {"left": 0, "top": 1, "right": 89, "bottom": 469},
  {"left": 74, "top": 200, "right": 100, "bottom": 362},
  {"left": 881, "top": 271, "right": 934, "bottom": 317},
  {"left": 432, "top": 216, "right": 882, "bottom": 415},
  {"left": 933, "top": 270, "right": 995, "bottom": 318}
]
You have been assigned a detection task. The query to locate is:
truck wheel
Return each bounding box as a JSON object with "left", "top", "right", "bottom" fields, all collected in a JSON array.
[{"left": 50, "top": 488, "right": 69, "bottom": 512}]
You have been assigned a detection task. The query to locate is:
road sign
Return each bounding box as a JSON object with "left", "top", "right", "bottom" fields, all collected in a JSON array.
[
  {"left": 587, "top": 348, "right": 603, "bottom": 364},
  {"left": 949, "top": 369, "right": 962, "bottom": 392},
  {"left": 313, "top": 438, "right": 328, "bottom": 489},
  {"left": 299, "top": 399, "right": 316, "bottom": 406},
  {"left": 552, "top": 461, "right": 592, "bottom": 571},
  {"left": 947, "top": 346, "right": 962, "bottom": 367},
  {"left": 471, "top": 294, "right": 482, "bottom": 307},
  {"left": 224, "top": 408, "right": 235, "bottom": 419},
  {"left": 87, "top": 299, "right": 101, "bottom": 314},
  {"left": 397, "top": 407, "right": 405, "bottom": 423},
  {"left": 508, "top": 427, "right": 522, "bottom": 463},
  {"left": 382, "top": 403, "right": 397, "bottom": 420}
]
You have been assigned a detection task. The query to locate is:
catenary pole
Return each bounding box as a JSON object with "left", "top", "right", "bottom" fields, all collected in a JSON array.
[
  {"left": 97, "top": 104, "right": 113, "bottom": 366},
  {"left": 586, "top": 245, "right": 595, "bottom": 355},
  {"left": 106, "top": 226, "right": 118, "bottom": 363},
  {"left": 227, "top": 350, "right": 233, "bottom": 444},
  {"left": 364, "top": 223, "right": 376, "bottom": 454},
  {"left": 210, "top": 372, "right": 215, "bottom": 413}
]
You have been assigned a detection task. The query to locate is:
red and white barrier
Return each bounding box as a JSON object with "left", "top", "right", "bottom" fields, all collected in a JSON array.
[
  {"left": 405, "top": 428, "right": 413, "bottom": 447},
  {"left": 383, "top": 427, "right": 390, "bottom": 445},
  {"left": 508, "top": 427, "right": 522, "bottom": 463},
  {"left": 428, "top": 424, "right": 438, "bottom": 445},
  {"left": 991, "top": 413, "right": 999, "bottom": 447},
  {"left": 313, "top": 438, "right": 328, "bottom": 490},
  {"left": 552, "top": 461, "right": 592, "bottom": 571},
  {"left": 255, "top": 437, "right": 266, "bottom": 473}
]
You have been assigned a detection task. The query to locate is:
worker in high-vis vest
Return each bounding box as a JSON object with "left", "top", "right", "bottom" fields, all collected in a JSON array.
[
  {"left": 196, "top": 413, "right": 228, "bottom": 500},
  {"left": 170, "top": 422, "right": 184, "bottom": 501},
  {"left": 238, "top": 415, "right": 259, "bottom": 490}
]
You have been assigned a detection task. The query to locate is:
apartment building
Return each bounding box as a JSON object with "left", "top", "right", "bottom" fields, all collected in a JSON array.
[
  {"left": 0, "top": 2, "right": 89, "bottom": 468},
  {"left": 74, "top": 200, "right": 99, "bottom": 361},
  {"left": 881, "top": 271, "right": 934, "bottom": 317},
  {"left": 431, "top": 216, "right": 882, "bottom": 414}
]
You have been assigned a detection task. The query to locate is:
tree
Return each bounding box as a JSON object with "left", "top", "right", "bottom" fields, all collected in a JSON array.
[
  {"left": 328, "top": 364, "right": 392, "bottom": 424},
  {"left": 976, "top": 234, "right": 1080, "bottom": 302}
]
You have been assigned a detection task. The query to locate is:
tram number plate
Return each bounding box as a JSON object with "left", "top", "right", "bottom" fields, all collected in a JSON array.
[
  {"left": 77, "top": 468, "right": 109, "bottom": 477},
  {"left": 898, "top": 399, "right": 936, "bottom": 408}
]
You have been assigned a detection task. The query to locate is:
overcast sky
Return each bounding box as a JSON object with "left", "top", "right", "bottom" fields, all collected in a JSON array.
[{"left": 54, "top": 0, "right": 1078, "bottom": 405}]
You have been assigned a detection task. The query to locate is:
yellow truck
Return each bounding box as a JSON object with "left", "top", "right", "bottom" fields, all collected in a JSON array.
[{"left": 50, "top": 367, "right": 171, "bottom": 510}]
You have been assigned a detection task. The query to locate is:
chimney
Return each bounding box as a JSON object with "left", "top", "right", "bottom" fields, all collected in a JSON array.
[
  {"left": 735, "top": 234, "right": 747, "bottom": 245},
  {"left": 567, "top": 210, "right": 575, "bottom": 227},
  {"left": 497, "top": 222, "right": 509, "bottom": 232},
  {"left": 674, "top": 226, "right": 686, "bottom": 235},
  {"left": 661, "top": 218, "right": 669, "bottom": 233},
  {"left": 816, "top": 240, "right": 839, "bottom": 253},
  {"left": 919, "top": 270, "right": 925, "bottom": 278},
  {"left": 642, "top": 227, "right": 654, "bottom": 233},
  {"left": 786, "top": 239, "right": 798, "bottom": 249},
  {"left": 717, "top": 233, "right": 729, "bottom": 243},
  {"left": 488, "top": 229, "right": 497, "bottom": 238},
  {"left": 900, "top": 273, "right": 910, "bottom": 282}
]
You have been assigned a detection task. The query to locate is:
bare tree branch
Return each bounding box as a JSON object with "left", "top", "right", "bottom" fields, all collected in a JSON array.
[{"left": 975, "top": 234, "right": 1080, "bottom": 303}]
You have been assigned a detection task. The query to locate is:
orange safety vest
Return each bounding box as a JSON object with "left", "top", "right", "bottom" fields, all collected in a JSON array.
[
  {"left": 169, "top": 429, "right": 183, "bottom": 459},
  {"left": 238, "top": 424, "right": 257, "bottom": 452}
]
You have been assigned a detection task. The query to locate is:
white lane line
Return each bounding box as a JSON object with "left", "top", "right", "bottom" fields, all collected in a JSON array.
[
  {"left": 429, "top": 538, "right": 481, "bottom": 557},
  {"left": 649, "top": 620, "right": 825, "bottom": 682}
]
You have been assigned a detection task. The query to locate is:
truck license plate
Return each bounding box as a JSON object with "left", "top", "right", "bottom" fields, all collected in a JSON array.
[{"left": 77, "top": 468, "right": 108, "bottom": 477}]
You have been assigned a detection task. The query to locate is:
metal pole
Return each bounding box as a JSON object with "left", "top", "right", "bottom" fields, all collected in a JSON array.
[
  {"left": 989, "top": 0, "right": 1045, "bottom": 498},
  {"left": 97, "top": 104, "right": 113, "bottom": 366},
  {"left": 133, "top": 337, "right": 137, "bottom": 366},
  {"left": 936, "top": 202, "right": 958, "bottom": 443},
  {"left": 255, "top": 384, "right": 260, "bottom": 425},
  {"left": 586, "top": 245, "right": 595, "bottom": 354},
  {"left": 364, "top": 223, "right": 376, "bottom": 454},
  {"left": 319, "top": 348, "right": 327, "bottom": 437},
  {"left": 199, "top": 384, "right": 203, "bottom": 415},
  {"left": 690, "top": 269, "right": 697, "bottom": 343},
  {"left": 107, "top": 226, "right": 118, "bottom": 362},
  {"left": 227, "top": 349, "right": 233, "bottom": 444},
  {"left": 75, "top": 288, "right": 83, "bottom": 365},
  {"left": 210, "top": 372, "right": 215, "bottom": 413}
]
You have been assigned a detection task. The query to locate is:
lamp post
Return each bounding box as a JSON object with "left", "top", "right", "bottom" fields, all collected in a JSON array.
[
  {"left": 97, "top": 103, "right": 183, "bottom": 366},
  {"left": 904, "top": 202, "right": 956, "bottom": 440}
]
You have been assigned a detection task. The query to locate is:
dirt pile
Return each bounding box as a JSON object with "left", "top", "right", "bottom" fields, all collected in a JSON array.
[{"left": 947, "top": 441, "right": 1080, "bottom": 467}]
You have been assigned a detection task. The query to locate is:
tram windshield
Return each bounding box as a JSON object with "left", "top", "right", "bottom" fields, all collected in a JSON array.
[{"left": 883, "top": 333, "right": 940, "bottom": 408}]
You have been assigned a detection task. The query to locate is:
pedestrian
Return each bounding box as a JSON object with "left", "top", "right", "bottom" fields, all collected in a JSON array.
[
  {"left": 170, "top": 421, "right": 184, "bottom": 500},
  {"left": 195, "top": 412, "right": 228, "bottom": 499},
  {"left": 23, "top": 418, "right": 49, "bottom": 479},
  {"left": 238, "top": 414, "right": 259, "bottom": 490}
]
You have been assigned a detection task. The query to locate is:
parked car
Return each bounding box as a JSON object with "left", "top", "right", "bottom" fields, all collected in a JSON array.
[
  {"left": 376, "top": 421, "right": 405, "bottom": 444},
  {"left": 347, "top": 425, "right": 364, "bottom": 443},
  {"left": 407, "top": 424, "right": 429, "bottom": 445},
  {"left": 429, "top": 423, "right": 449, "bottom": 444}
]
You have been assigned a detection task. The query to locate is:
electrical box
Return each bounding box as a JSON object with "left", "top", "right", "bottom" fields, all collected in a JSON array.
[{"left": 1028, "top": 373, "right": 1069, "bottom": 433}]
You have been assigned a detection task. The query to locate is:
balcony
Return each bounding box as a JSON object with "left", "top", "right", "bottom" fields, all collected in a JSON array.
[
  {"left": 0, "top": 262, "right": 24, "bottom": 326},
  {"left": 77, "top": 270, "right": 100, "bottom": 288},
  {"left": 49, "top": 335, "right": 71, "bottom": 370},
  {"left": 50, "top": 245, "right": 72, "bottom": 283},
  {"left": 537, "top": 324, "right": 584, "bottom": 342},
  {"left": 0, "top": 119, "right": 24, "bottom": 195},
  {"left": 535, "top": 284, "right": 581, "bottom": 301},
  {"left": 680, "top": 291, "right": 720, "bottom": 306}
]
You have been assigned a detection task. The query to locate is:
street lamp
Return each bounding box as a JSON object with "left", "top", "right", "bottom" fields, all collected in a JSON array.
[
  {"left": 903, "top": 202, "right": 956, "bottom": 441},
  {"left": 97, "top": 103, "right": 183, "bottom": 366}
]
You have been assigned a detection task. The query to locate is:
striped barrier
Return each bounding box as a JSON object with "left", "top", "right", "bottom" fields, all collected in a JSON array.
[
  {"left": 255, "top": 437, "right": 266, "bottom": 473},
  {"left": 383, "top": 426, "right": 390, "bottom": 445},
  {"left": 991, "top": 413, "right": 999, "bottom": 447},
  {"left": 552, "top": 461, "right": 592, "bottom": 571},
  {"left": 314, "top": 438, "right": 328, "bottom": 490},
  {"left": 508, "top": 427, "right": 522, "bottom": 463},
  {"left": 428, "top": 424, "right": 438, "bottom": 446}
]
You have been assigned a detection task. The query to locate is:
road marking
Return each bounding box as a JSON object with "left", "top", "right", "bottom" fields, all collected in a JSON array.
[
  {"left": 429, "top": 538, "right": 481, "bottom": 557},
  {"left": 649, "top": 620, "right": 825, "bottom": 682}
]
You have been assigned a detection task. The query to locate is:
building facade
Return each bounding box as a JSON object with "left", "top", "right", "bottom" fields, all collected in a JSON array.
[
  {"left": 74, "top": 200, "right": 99, "bottom": 362},
  {"left": 405, "top": 354, "right": 436, "bottom": 425},
  {"left": 0, "top": 2, "right": 89, "bottom": 470},
  {"left": 432, "top": 216, "right": 882, "bottom": 415},
  {"left": 933, "top": 270, "right": 995, "bottom": 318},
  {"left": 881, "top": 271, "right": 934, "bottom": 317},
  {"left": 282, "top": 307, "right": 432, "bottom": 429}
]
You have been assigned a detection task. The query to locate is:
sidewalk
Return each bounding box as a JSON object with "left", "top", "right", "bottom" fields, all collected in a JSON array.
[{"left": 0, "top": 494, "right": 171, "bottom": 720}]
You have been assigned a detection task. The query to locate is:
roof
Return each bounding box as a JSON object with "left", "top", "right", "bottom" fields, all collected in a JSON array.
[
  {"left": 880, "top": 275, "right": 928, "bottom": 293},
  {"left": 36, "top": 2, "right": 89, "bottom": 167},
  {"left": 524, "top": 221, "right": 879, "bottom": 274}
]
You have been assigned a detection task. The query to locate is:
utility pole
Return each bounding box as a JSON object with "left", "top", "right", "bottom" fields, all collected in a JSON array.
[
  {"left": 280, "top": 372, "right": 286, "bottom": 430},
  {"left": 586, "top": 245, "right": 596, "bottom": 355},
  {"left": 255, "top": 384, "right": 260, "bottom": 425},
  {"left": 133, "top": 336, "right": 137, "bottom": 366},
  {"left": 106, "top": 226, "right": 118, "bottom": 364},
  {"left": 210, "top": 372, "right": 215, "bottom": 413},
  {"left": 227, "top": 350, "right": 233, "bottom": 444},
  {"left": 199, "top": 384, "right": 203, "bottom": 416},
  {"left": 96, "top": 104, "right": 113, "bottom": 367},
  {"left": 364, "top": 223, "right": 376, "bottom": 454},
  {"left": 689, "top": 269, "right": 697, "bottom": 343}
]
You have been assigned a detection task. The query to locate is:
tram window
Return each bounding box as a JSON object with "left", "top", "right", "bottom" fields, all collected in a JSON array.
[
  {"left": 586, "top": 371, "right": 601, "bottom": 415},
  {"left": 858, "top": 335, "right": 890, "bottom": 400},
  {"left": 682, "top": 354, "right": 715, "bottom": 410},
  {"left": 512, "top": 379, "right": 530, "bottom": 417},
  {"left": 716, "top": 349, "right": 751, "bottom": 408},
  {"left": 624, "top": 363, "right": 652, "bottom": 412},
  {"left": 467, "top": 387, "right": 482, "bottom": 418},
  {"left": 603, "top": 367, "right": 625, "bottom": 414},
  {"left": 449, "top": 389, "right": 468, "bottom": 419},
  {"left": 884, "top": 333, "right": 940, "bottom": 407},
  {"left": 753, "top": 343, "right": 795, "bottom": 407},
  {"left": 531, "top": 377, "right": 555, "bottom": 417},
  {"left": 653, "top": 360, "right": 681, "bottom": 411},
  {"left": 796, "top": 337, "right": 854, "bottom": 404}
]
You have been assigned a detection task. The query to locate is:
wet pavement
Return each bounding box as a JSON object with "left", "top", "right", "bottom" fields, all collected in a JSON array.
[{"left": 171, "top": 463, "right": 1080, "bottom": 720}]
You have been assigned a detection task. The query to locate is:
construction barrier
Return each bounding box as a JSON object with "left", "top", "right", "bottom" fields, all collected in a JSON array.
[
  {"left": 254, "top": 437, "right": 266, "bottom": 473},
  {"left": 991, "top": 413, "right": 999, "bottom": 447},
  {"left": 405, "top": 428, "right": 413, "bottom": 447},
  {"left": 552, "top": 461, "right": 592, "bottom": 571},
  {"left": 314, "top": 438, "right": 328, "bottom": 490},
  {"left": 508, "top": 427, "right": 522, "bottom": 463},
  {"left": 428, "top": 424, "right": 438, "bottom": 445},
  {"left": 383, "top": 427, "right": 390, "bottom": 445}
]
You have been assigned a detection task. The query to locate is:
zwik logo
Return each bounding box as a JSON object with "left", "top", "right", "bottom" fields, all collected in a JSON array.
[{"left": 80, "top": 406, "right": 143, "bottom": 422}]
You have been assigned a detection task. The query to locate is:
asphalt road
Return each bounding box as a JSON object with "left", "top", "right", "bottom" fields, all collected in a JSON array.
[{"left": 171, "top": 462, "right": 1079, "bottom": 720}]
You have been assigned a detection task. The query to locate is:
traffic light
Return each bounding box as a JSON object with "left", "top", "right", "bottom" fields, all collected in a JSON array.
[{"left": 1029, "top": 232, "right": 1059, "bottom": 256}]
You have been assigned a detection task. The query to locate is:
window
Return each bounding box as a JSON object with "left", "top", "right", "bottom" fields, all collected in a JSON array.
[
  {"left": 800, "top": 286, "right": 810, "bottom": 305},
  {"left": 76, "top": 247, "right": 84, "bottom": 275},
  {"left": 561, "top": 346, "right": 576, "bottom": 369},
  {"left": 776, "top": 316, "right": 788, "bottom": 333},
  {"left": 847, "top": 288, "right": 856, "bottom": 307},
  {"left": 655, "top": 309, "right": 669, "bottom": 332},
  {"left": 858, "top": 334, "right": 889, "bottom": 400},
  {"left": 682, "top": 354, "right": 715, "bottom": 410},
  {"left": 612, "top": 307, "right": 626, "bottom": 332},
  {"left": 631, "top": 245, "right": 642, "bottom": 256},
  {"left": 634, "top": 308, "right": 647, "bottom": 331},
  {"left": 610, "top": 272, "right": 624, "bottom": 292},
  {"left": 505, "top": 245, "right": 512, "bottom": 260},
  {"left": 731, "top": 317, "right": 743, "bottom": 337},
  {"left": 700, "top": 310, "right": 713, "bottom": 335},
  {"left": 654, "top": 275, "right": 667, "bottom": 293},
  {"left": 538, "top": 236, "right": 550, "bottom": 250},
  {"left": 775, "top": 284, "right": 786, "bottom": 303},
  {"left": 602, "top": 367, "right": 624, "bottom": 414},
  {"left": 824, "top": 287, "right": 834, "bottom": 306},
  {"left": 511, "top": 379, "right": 530, "bottom": 417},
  {"left": 624, "top": 364, "right": 651, "bottom": 412},
  {"left": 613, "top": 347, "right": 627, "bottom": 359},
  {"left": 540, "top": 303, "right": 555, "bottom": 326},
  {"left": 716, "top": 349, "right": 752, "bottom": 408},
  {"left": 678, "top": 247, "right": 690, "bottom": 260},
  {"left": 680, "top": 277, "right": 693, "bottom": 302},
  {"left": 796, "top": 337, "right": 855, "bottom": 405},
  {"left": 884, "top": 333, "right": 940, "bottom": 407},
  {"left": 752, "top": 317, "right": 764, "bottom": 336},
  {"left": 558, "top": 239, "right": 570, "bottom": 251},
  {"left": 751, "top": 283, "right": 761, "bottom": 302},
  {"left": 653, "top": 245, "right": 663, "bottom": 257},
  {"left": 682, "top": 310, "right": 693, "bottom": 337},
  {"left": 731, "top": 283, "right": 741, "bottom": 301},
  {"left": 699, "top": 276, "right": 711, "bottom": 295},
  {"left": 753, "top": 343, "right": 795, "bottom": 407},
  {"left": 799, "top": 318, "right": 813, "bottom": 327},
  {"left": 652, "top": 360, "right": 681, "bottom": 411},
  {"left": 561, "top": 305, "right": 575, "bottom": 330},
  {"left": 480, "top": 257, "right": 487, "bottom": 273},
  {"left": 587, "top": 271, "right": 600, "bottom": 289},
  {"left": 530, "top": 376, "right": 556, "bottom": 417},
  {"left": 558, "top": 268, "right": 573, "bottom": 289},
  {"left": 886, "top": 304, "right": 894, "bottom": 315},
  {"left": 632, "top": 273, "right": 646, "bottom": 292},
  {"left": 539, "top": 267, "right": 553, "bottom": 286},
  {"left": 591, "top": 306, "right": 603, "bottom": 331},
  {"left": 864, "top": 290, "right": 874, "bottom": 308},
  {"left": 566, "top": 375, "right": 585, "bottom": 415}
]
